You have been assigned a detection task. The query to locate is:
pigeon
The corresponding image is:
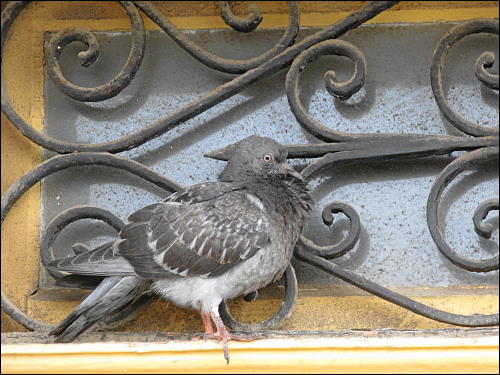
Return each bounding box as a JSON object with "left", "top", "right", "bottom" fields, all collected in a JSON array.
[{"left": 45, "top": 135, "right": 313, "bottom": 363}]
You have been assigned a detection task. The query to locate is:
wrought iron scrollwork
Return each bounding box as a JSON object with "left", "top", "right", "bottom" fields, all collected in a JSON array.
[
  {"left": 298, "top": 202, "right": 361, "bottom": 259},
  {"left": 430, "top": 18, "right": 499, "bottom": 137},
  {"left": 45, "top": 1, "right": 146, "bottom": 102},
  {"left": 134, "top": 1, "right": 300, "bottom": 74},
  {"left": 1, "top": 0, "right": 498, "bottom": 335},
  {"left": 1, "top": 0, "right": 395, "bottom": 154},
  {"left": 473, "top": 198, "right": 499, "bottom": 239},
  {"left": 427, "top": 147, "right": 499, "bottom": 273},
  {"left": 286, "top": 39, "right": 367, "bottom": 141},
  {"left": 294, "top": 247, "right": 499, "bottom": 327},
  {"left": 1, "top": 152, "right": 183, "bottom": 330},
  {"left": 218, "top": 1, "right": 263, "bottom": 33},
  {"left": 219, "top": 264, "right": 298, "bottom": 331}
]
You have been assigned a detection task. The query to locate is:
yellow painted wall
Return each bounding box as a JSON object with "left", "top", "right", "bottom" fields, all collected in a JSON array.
[{"left": 1, "top": 2, "right": 498, "bottom": 373}]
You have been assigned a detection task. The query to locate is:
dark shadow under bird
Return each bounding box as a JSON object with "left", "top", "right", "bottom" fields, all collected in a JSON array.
[{"left": 45, "top": 135, "right": 313, "bottom": 363}]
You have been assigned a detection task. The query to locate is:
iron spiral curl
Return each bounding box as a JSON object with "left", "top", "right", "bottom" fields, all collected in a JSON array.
[
  {"left": 430, "top": 19, "right": 499, "bottom": 137},
  {"left": 286, "top": 39, "right": 367, "bottom": 142},
  {"left": 426, "top": 147, "right": 499, "bottom": 273},
  {"left": 3, "top": 2, "right": 498, "bottom": 334},
  {"left": 1, "top": 1, "right": 394, "bottom": 155},
  {"left": 134, "top": 1, "right": 300, "bottom": 74},
  {"left": 45, "top": 1, "right": 146, "bottom": 102},
  {"left": 298, "top": 202, "right": 361, "bottom": 259},
  {"left": 473, "top": 198, "right": 499, "bottom": 239},
  {"left": 219, "top": 1, "right": 263, "bottom": 33},
  {"left": 0, "top": 152, "right": 183, "bottom": 331}
]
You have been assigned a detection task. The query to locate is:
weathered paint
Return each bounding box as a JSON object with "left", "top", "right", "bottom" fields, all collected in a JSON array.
[
  {"left": 1, "top": 1, "right": 498, "bottom": 373},
  {"left": 2, "top": 334, "right": 499, "bottom": 374}
]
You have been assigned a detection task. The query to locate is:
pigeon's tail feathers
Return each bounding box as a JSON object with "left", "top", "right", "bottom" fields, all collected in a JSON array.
[
  {"left": 46, "top": 241, "right": 137, "bottom": 277},
  {"left": 50, "top": 276, "right": 146, "bottom": 343},
  {"left": 51, "top": 313, "right": 95, "bottom": 343}
]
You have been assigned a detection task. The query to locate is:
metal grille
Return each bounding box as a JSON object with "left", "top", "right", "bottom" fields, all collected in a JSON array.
[{"left": 1, "top": 1, "right": 498, "bottom": 333}]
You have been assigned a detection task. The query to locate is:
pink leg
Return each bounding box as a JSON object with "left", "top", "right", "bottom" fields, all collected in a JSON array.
[
  {"left": 207, "top": 307, "right": 257, "bottom": 364},
  {"left": 192, "top": 312, "right": 214, "bottom": 341},
  {"left": 201, "top": 312, "right": 214, "bottom": 335}
]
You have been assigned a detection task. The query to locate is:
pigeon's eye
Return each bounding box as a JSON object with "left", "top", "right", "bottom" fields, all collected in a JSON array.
[{"left": 262, "top": 154, "right": 274, "bottom": 163}]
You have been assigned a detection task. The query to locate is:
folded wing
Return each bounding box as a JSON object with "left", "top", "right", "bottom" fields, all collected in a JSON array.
[{"left": 117, "top": 183, "right": 270, "bottom": 279}]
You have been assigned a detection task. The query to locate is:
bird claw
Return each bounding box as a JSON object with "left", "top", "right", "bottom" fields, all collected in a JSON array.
[
  {"left": 202, "top": 332, "right": 257, "bottom": 342},
  {"left": 224, "top": 343, "right": 230, "bottom": 365},
  {"left": 200, "top": 331, "right": 258, "bottom": 364}
]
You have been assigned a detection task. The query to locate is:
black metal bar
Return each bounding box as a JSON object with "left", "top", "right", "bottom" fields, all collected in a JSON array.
[
  {"left": 219, "top": 1, "right": 263, "bottom": 33},
  {"left": 1, "top": 1, "right": 398, "bottom": 154},
  {"left": 0, "top": 152, "right": 184, "bottom": 330},
  {"left": 219, "top": 264, "right": 298, "bottom": 331},
  {"left": 206, "top": 135, "right": 499, "bottom": 161},
  {"left": 473, "top": 198, "right": 499, "bottom": 239},
  {"left": 45, "top": 1, "right": 146, "bottom": 102},
  {"left": 426, "top": 147, "right": 499, "bottom": 272},
  {"left": 1, "top": 1, "right": 498, "bottom": 334},
  {"left": 430, "top": 19, "right": 499, "bottom": 137},
  {"left": 294, "top": 247, "right": 499, "bottom": 327}
]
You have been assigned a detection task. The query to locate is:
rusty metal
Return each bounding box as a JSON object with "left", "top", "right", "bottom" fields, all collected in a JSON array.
[
  {"left": 430, "top": 18, "right": 499, "bottom": 137},
  {"left": 219, "top": 265, "right": 298, "bottom": 331},
  {"left": 45, "top": 1, "right": 146, "bottom": 102},
  {"left": 1, "top": 1, "right": 498, "bottom": 334},
  {"left": 473, "top": 198, "right": 499, "bottom": 239},
  {"left": 294, "top": 247, "right": 499, "bottom": 327},
  {"left": 1, "top": 152, "right": 183, "bottom": 331},
  {"left": 218, "top": 1, "right": 263, "bottom": 33},
  {"left": 1, "top": 1, "right": 394, "bottom": 154},
  {"left": 426, "top": 147, "right": 499, "bottom": 272}
]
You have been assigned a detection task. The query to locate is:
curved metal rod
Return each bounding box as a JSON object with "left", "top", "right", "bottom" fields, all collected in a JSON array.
[
  {"left": 219, "top": 1, "right": 262, "bottom": 33},
  {"left": 1, "top": 152, "right": 184, "bottom": 222},
  {"left": 475, "top": 51, "right": 499, "bottom": 90},
  {"left": 134, "top": 1, "right": 299, "bottom": 74},
  {"left": 473, "top": 198, "right": 499, "bottom": 239},
  {"left": 1, "top": 1, "right": 397, "bottom": 154},
  {"left": 1, "top": 152, "right": 183, "bottom": 331},
  {"left": 1, "top": 292, "right": 51, "bottom": 332},
  {"left": 219, "top": 264, "right": 298, "bottom": 331},
  {"left": 45, "top": 1, "right": 146, "bottom": 102},
  {"left": 1, "top": 1, "right": 147, "bottom": 153},
  {"left": 39, "top": 205, "right": 153, "bottom": 327},
  {"left": 286, "top": 39, "right": 367, "bottom": 142},
  {"left": 40, "top": 205, "right": 125, "bottom": 278},
  {"left": 427, "top": 147, "right": 499, "bottom": 272},
  {"left": 430, "top": 18, "right": 499, "bottom": 137},
  {"left": 298, "top": 202, "right": 361, "bottom": 259},
  {"left": 295, "top": 247, "right": 499, "bottom": 327}
]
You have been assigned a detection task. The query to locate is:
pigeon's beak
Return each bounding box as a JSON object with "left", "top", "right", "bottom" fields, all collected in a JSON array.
[{"left": 280, "top": 162, "right": 304, "bottom": 181}]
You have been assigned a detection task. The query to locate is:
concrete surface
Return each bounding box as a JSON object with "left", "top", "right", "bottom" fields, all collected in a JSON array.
[{"left": 42, "top": 23, "right": 498, "bottom": 292}]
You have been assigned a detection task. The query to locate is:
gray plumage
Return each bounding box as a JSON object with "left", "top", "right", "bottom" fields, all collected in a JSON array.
[{"left": 46, "top": 136, "right": 312, "bottom": 363}]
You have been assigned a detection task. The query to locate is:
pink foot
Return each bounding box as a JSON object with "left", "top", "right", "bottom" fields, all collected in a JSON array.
[{"left": 208, "top": 308, "right": 261, "bottom": 364}]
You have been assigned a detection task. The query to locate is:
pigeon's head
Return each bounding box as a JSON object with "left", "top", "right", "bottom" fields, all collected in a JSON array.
[{"left": 217, "top": 136, "right": 303, "bottom": 183}]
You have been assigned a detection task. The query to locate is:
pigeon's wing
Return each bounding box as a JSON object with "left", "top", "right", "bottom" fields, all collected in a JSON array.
[
  {"left": 46, "top": 241, "right": 137, "bottom": 277},
  {"left": 116, "top": 183, "right": 271, "bottom": 279},
  {"left": 164, "top": 182, "right": 242, "bottom": 204}
]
